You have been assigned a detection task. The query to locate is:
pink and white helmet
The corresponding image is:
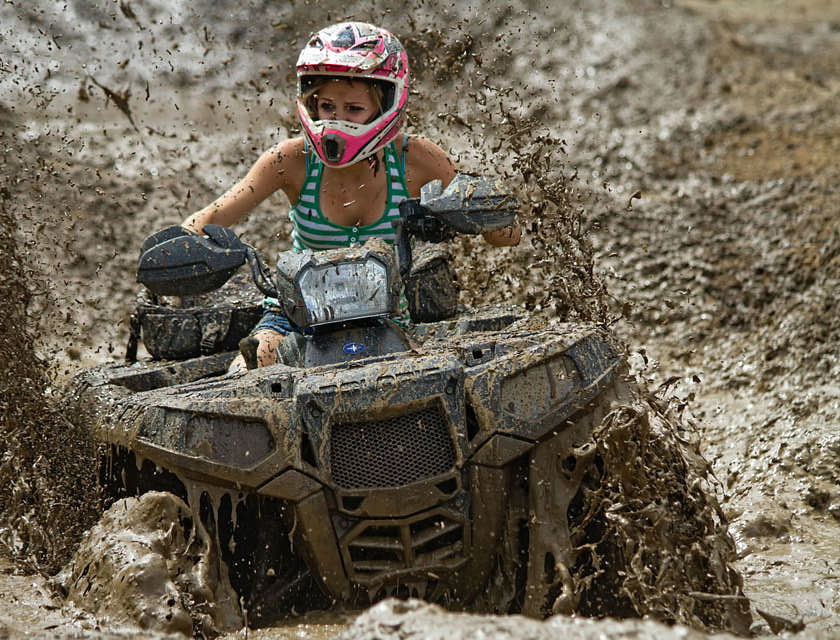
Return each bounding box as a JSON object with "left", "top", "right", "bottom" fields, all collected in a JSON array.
[{"left": 296, "top": 22, "right": 409, "bottom": 167}]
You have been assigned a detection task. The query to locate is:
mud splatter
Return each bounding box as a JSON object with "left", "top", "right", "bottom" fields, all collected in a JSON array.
[
  {"left": 337, "top": 598, "right": 741, "bottom": 640},
  {"left": 0, "top": 0, "right": 839, "bottom": 637},
  {"left": 0, "top": 181, "right": 99, "bottom": 574},
  {"left": 569, "top": 387, "right": 750, "bottom": 633},
  {"left": 58, "top": 491, "right": 242, "bottom": 636}
]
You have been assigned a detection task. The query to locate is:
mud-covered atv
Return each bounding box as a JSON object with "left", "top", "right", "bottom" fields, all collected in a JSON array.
[{"left": 71, "top": 175, "right": 631, "bottom": 622}]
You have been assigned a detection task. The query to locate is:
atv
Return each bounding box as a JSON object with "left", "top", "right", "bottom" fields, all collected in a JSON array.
[{"left": 70, "top": 175, "right": 631, "bottom": 622}]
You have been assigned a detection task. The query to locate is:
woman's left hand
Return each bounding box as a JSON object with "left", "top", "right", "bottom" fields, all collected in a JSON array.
[{"left": 483, "top": 223, "right": 522, "bottom": 247}]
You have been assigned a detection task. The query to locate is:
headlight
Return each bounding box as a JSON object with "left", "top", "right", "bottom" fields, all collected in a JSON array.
[
  {"left": 299, "top": 256, "right": 390, "bottom": 325},
  {"left": 275, "top": 238, "right": 401, "bottom": 328}
]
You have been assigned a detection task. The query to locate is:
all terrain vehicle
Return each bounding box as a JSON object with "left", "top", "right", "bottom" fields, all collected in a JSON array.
[{"left": 71, "top": 175, "right": 630, "bottom": 622}]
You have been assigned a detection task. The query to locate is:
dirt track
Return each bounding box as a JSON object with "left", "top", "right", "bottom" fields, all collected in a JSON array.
[{"left": 1, "top": 0, "right": 839, "bottom": 637}]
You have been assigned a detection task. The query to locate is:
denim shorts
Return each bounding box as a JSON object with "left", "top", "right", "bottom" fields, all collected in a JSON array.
[
  {"left": 252, "top": 297, "right": 411, "bottom": 336},
  {"left": 250, "top": 309, "right": 295, "bottom": 336}
]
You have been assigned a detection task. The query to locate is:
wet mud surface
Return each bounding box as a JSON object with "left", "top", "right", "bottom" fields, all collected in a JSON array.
[{"left": 1, "top": 0, "right": 839, "bottom": 637}]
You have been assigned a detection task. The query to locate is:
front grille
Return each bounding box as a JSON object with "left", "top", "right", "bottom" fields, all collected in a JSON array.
[
  {"left": 330, "top": 407, "right": 455, "bottom": 489},
  {"left": 344, "top": 512, "right": 466, "bottom": 581}
]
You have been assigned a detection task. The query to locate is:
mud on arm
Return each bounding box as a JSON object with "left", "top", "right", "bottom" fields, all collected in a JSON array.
[{"left": 182, "top": 139, "right": 303, "bottom": 233}]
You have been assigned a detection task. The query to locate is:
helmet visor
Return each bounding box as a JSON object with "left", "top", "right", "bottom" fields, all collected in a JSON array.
[{"left": 298, "top": 74, "right": 395, "bottom": 123}]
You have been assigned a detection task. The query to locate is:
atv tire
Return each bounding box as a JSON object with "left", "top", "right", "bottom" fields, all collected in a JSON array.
[{"left": 521, "top": 367, "right": 635, "bottom": 617}]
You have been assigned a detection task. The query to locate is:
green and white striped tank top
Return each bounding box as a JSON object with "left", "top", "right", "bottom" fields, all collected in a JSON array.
[{"left": 289, "top": 141, "right": 409, "bottom": 251}]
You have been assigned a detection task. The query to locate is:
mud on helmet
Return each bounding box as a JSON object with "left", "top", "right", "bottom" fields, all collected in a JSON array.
[{"left": 296, "top": 22, "right": 409, "bottom": 167}]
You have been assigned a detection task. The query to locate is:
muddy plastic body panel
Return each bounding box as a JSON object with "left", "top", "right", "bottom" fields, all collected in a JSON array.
[{"left": 74, "top": 307, "right": 623, "bottom": 615}]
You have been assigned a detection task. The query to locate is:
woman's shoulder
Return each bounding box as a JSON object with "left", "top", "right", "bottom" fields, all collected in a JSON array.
[
  {"left": 399, "top": 134, "right": 456, "bottom": 196},
  {"left": 397, "top": 133, "right": 438, "bottom": 155},
  {"left": 264, "top": 136, "right": 307, "bottom": 164},
  {"left": 400, "top": 134, "right": 454, "bottom": 168},
  {"left": 252, "top": 136, "right": 308, "bottom": 202}
]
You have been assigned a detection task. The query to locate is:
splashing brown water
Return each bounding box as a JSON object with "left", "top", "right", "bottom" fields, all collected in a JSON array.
[
  {"left": 58, "top": 491, "right": 242, "bottom": 636},
  {"left": 0, "top": 181, "right": 99, "bottom": 575},
  {"left": 569, "top": 389, "right": 749, "bottom": 630}
]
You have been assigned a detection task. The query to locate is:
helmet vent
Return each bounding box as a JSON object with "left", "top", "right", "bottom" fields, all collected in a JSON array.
[{"left": 322, "top": 134, "right": 346, "bottom": 163}]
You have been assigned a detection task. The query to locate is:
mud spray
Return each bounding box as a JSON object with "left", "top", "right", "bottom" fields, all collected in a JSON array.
[
  {"left": 0, "top": 182, "right": 99, "bottom": 575},
  {"left": 59, "top": 490, "right": 242, "bottom": 636}
]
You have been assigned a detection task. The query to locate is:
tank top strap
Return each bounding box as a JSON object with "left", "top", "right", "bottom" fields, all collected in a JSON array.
[
  {"left": 302, "top": 137, "right": 312, "bottom": 175},
  {"left": 384, "top": 139, "right": 409, "bottom": 196}
]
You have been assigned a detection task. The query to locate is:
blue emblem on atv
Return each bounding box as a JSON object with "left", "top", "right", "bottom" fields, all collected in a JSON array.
[{"left": 343, "top": 342, "right": 365, "bottom": 355}]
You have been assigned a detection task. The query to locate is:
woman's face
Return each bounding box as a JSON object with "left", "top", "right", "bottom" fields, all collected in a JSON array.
[{"left": 315, "top": 79, "right": 378, "bottom": 124}]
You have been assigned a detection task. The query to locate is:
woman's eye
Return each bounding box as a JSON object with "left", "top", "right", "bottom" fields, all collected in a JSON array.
[
  {"left": 347, "top": 105, "right": 364, "bottom": 112},
  {"left": 319, "top": 102, "right": 335, "bottom": 112}
]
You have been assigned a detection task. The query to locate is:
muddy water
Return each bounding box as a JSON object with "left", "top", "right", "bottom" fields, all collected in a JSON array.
[{"left": 2, "top": 0, "right": 840, "bottom": 638}]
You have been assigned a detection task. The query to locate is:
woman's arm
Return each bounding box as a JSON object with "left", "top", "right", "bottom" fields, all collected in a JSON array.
[
  {"left": 182, "top": 137, "right": 306, "bottom": 233},
  {"left": 402, "top": 135, "right": 521, "bottom": 247},
  {"left": 401, "top": 135, "right": 457, "bottom": 197}
]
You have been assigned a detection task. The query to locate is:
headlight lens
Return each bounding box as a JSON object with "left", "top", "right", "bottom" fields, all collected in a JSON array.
[{"left": 298, "top": 257, "right": 391, "bottom": 325}]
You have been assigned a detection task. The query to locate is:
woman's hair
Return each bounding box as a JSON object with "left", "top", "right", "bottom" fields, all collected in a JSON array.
[{"left": 301, "top": 76, "right": 385, "bottom": 122}]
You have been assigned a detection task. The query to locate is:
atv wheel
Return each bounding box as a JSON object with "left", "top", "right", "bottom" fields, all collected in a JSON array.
[{"left": 521, "top": 367, "right": 635, "bottom": 617}]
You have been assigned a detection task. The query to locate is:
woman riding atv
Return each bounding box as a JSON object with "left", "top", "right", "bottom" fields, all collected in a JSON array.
[{"left": 180, "top": 21, "right": 521, "bottom": 369}]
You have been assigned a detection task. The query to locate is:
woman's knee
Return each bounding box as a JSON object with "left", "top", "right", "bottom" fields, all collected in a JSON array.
[{"left": 255, "top": 330, "right": 284, "bottom": 367}]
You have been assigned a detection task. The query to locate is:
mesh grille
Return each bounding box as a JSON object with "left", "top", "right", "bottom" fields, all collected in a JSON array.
[{"left": 330, "top": 407, "right": 455, "bottom": 489}]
